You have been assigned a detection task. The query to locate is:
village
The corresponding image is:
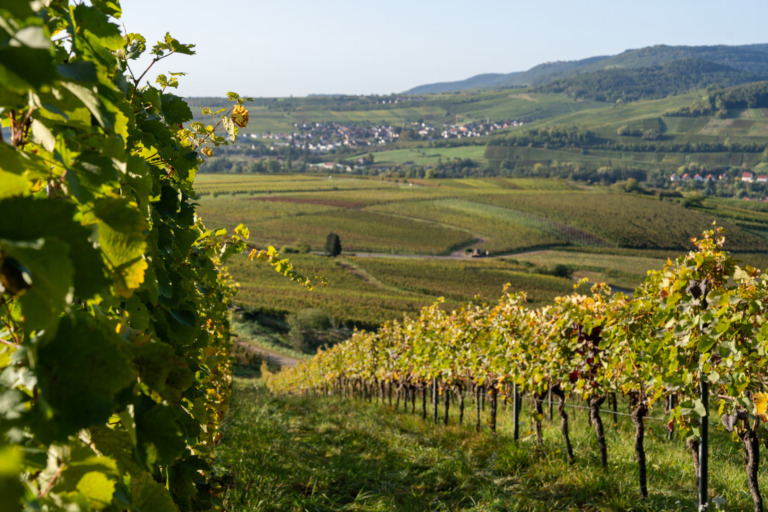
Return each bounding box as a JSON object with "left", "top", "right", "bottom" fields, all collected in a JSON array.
[{"left": 242, "top": 118, "right": 525, "bottom": 154}]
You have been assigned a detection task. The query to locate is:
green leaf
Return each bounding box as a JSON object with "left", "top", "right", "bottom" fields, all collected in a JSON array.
[
  {"left": 75, "top": 471, "right": 115, "bottom": 507},
  {"left": 61, "top": 82, "right": 113, "bottom": 129},
  {"left": 85, "top": 197, "right": 148, "bottom": 296},
  {"left": 0, "top": 197, "right": 108, "bottom": 299},
  {"left": 0, "top": 444, "right": 24, "bottom": 512},
  {"left": 0, "top": 238, "right": 73, "bottom": 334},
  {"left": 67, "top": 151, "right": 120, "bottom": 202},
  {"left": 131, "top": 341, "right": 173, "bottom": 393},
  {"left": 124, "top": 33, "right": 146, "bottom": 60},
  {"left": 90, "top": 0, "right": 122, "bottom": 18},
  {"left": 53, "top": 445, "right": 119, "bottom": 493},
  {"left": 0, "top": 45, "right": 58, "bottom": 93},
  {"left": 130, "top": 472, "right": 179, "bottom": 512},
  {"left": 160, "top": 93, "right": 192, "bottom": 124},
  {"left": 136, "top": 400, "right": 186, "bottom": 466},
  {"left": 697, "top": 333, "right": 717, "bottom": 353},
  {"left": 89, "top": 425, "right": 143, "bottom": 477},
  {"left": 29, "top": 119, "right": 55, "bottom": 152},
  {"left": 0, "top": 171, "right": 29, "bottom": 199},
  {"left": 693, "top": 399, "right": 707, "bottom": 418},
  {"left": 35, "top": 312, "right": 136, "bottom": 441},
  {"left": 57, "top": 61, "right": 98, "bottom": 82},
  {"left": 125, "top": 295, "right": 150, "bottom": 331},
  {"left": 71, "top": 3, "right": 124, "bottom": 52}
]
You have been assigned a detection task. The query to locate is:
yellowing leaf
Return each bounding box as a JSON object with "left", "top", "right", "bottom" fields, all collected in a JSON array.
[
  {"left": 754, "top": 392, "right": 768, "bottom": 422},
  {"left": 232, "top": 104, "right": 249, "bottom": 128}
]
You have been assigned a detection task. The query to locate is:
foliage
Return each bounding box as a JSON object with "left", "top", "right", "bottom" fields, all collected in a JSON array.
[
  {"left": 671, "top": 81, "right": 768, "bottom": 117},
  {"left": 325, "top": 232, "right": 342, "bottom": 257},
  {"left": 534, "top": 59, "right": 764, "bottom": 103},
  {"left": 0, "top": 2, "right": 311, "bottom": 510}
]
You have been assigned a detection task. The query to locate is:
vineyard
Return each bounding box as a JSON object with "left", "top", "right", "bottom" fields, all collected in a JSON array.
[{"left": 267, "top": 229, "right": 768, "bottom": 511}]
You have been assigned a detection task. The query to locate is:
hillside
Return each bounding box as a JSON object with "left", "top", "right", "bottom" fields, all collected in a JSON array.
[
  {"left": 533, "top": 59, "right": 765, "bottom": 102},
  {"left": 405, "top": 43, "right": 768, "bottom": 94}
]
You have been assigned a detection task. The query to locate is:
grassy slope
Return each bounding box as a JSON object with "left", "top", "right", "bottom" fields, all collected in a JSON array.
[{"left": 217, "top": 379, "right": 761, "bottom": 512}]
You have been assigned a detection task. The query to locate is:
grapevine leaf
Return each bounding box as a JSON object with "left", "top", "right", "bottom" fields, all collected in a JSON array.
[
  {"left": 754, "top": 392, "right": 768, "bottom": 422},
  {"left": 0, "top": 46, "right": 58, "bottom": 93},
  {"left": 0, "top": 197, "right": 108, "bottom": 299},
  {"left": 85, "top": 197, "right": 148, "bottom": 296},
  {"left": 693, "top": 399, "right": 707, "bottom": 418},
  {"left": 697, "top": 334, "right": 717, "bottom": 353},
  {"left": 90, "top": 0, "right": 122, "bottom": 17},
  {"left": 135, "top": 399, "right": 186, "bottom": 466},
  {"left": 74, "top": 472, "right": 115, "bottom": 508},
  {"left": 130, "top": 472, "right": 179, "bottom": 512},
  {"left": 0, "top": 238, "right": 73, "bottom": 334},
  {"left": 57, "top": 61, "right": 98, "bottom": 82},
  {"left": 67, "top": 151, "right": 120, "bottom": 202},
  {"left": 60, "top": 82, "right": 113, "bottom": 129},
  {"left": 131, "top": 341, "right": 173, "bottom": 393},
  {"left": 125, "top": 295, "right": 150, "bottom": 331},
  {"left": 90, "top": 425, "right": 144, "bottom": 477},
  {"left": 71, "top": 3, "right": 124, "bottom": 52},
  {"left": 160, "top": 93, "right": 192, "bottom": 124},
  {"left": 52, "top": 445, "right": 118, "bottom": 494},
  {"left": 0, "top": 176, "right": 29, "bottom": 201},
  {"left": 29, "top": 118, "right": 55, "bottom": 152},
  {"left": 35, "top": 312, "right": 137, "bottom": 442},
  {"left": 0, "top": 444, "right": 24, "bottom": 512}
]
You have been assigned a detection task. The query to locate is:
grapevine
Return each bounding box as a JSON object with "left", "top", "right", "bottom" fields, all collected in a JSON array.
[
  {"left": 268, "top": 227, "right": 768, "bottom": 510},
  {"left": 0, "top": 2, "right": 310, "bottom": 510}
]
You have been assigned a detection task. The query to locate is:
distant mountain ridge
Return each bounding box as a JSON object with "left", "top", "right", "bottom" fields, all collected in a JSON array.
[{"left": 405, "top": 44, "right": 768, "bottom": 95}]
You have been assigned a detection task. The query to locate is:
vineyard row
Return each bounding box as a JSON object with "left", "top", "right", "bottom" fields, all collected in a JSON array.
[{"left": 267, "top": 228, "right": 768, "bottom": 512}]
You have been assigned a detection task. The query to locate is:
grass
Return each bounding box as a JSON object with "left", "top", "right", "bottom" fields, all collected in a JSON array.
[{"left": 216, "top": 378, "right": 764, "bottom": 511}]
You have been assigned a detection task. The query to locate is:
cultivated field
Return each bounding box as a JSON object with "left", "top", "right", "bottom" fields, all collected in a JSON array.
[{"left": 196, "top": 174, "right": 768, "bottom": 326}]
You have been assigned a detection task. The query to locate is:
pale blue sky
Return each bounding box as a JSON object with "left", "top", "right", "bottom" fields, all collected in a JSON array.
[{"left": 119, "top": 0, "right": 768, "bottom": 97}]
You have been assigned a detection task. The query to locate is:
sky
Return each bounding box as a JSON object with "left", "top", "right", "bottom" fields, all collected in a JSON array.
[{"left": 119, "top": 0, "right": 768, "bottom": 98}]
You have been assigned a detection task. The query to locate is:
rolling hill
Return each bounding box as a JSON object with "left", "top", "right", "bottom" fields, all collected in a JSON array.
[{"left": 405, "top": 43, "right": 768, "bottom": 95}]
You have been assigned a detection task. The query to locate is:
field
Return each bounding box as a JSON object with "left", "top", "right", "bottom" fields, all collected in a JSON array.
[
  {"left": 217, "top": 378, "right": 764, "bottom": 512},
  {"left": 196, "top": 174, "right": 768, "bottom": 326}
]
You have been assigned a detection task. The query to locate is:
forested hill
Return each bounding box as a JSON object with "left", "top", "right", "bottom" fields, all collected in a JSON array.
[
  {"left": 405, "top": 43, "right": 768, "bottom": 95},
  {"left": 533, "top": 59, "right": 766, "bottom": 102}
]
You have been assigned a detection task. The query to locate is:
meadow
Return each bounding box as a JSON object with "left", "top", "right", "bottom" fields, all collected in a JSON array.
[{"left": 196, "top": 174, "right": 768, "bottom": 326}]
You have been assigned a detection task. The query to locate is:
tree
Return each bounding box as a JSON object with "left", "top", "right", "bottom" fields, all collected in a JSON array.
[{"left": 325, "top": 232, "right": 342, "bottom": 257}]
